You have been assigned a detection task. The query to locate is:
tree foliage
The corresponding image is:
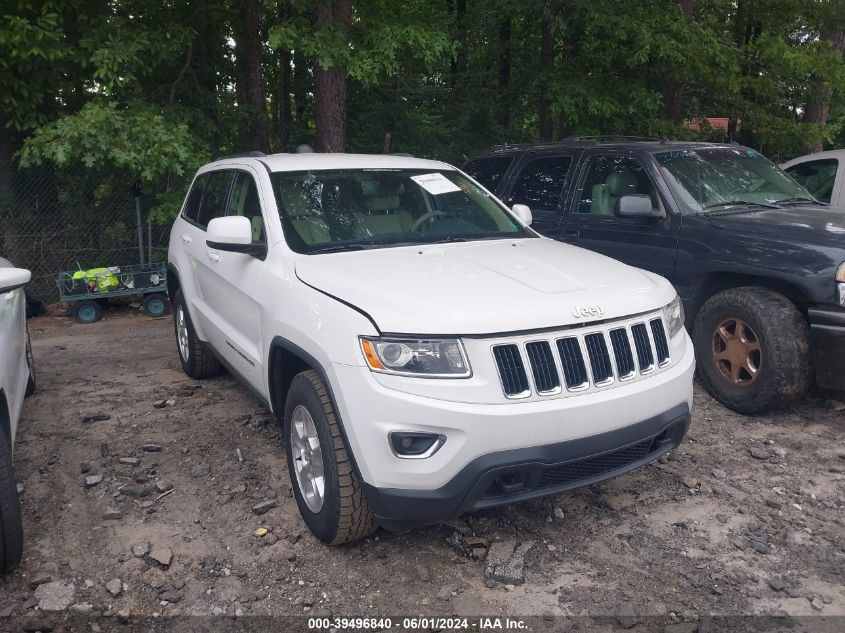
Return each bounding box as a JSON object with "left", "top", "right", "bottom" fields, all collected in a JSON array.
[{"left": 3, "top": 0, "right": 845, "bottom": 220}]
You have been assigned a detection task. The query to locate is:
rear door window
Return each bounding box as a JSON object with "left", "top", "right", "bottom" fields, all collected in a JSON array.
[
  {"left": 182, "top": 173, "right": 209, "bottom": 223},
  {"left": 784, "top": 158, "right": 838, "bottom": 203},
  {"left": 227, "top": 172, "right": 265, "bottom": 242},
  {"left": 509, "top": 156, "right": 571, "bottom": 208},
  {"left": 196, "top": 170, "right": 234, "bottom": 229},
  {"left": 464, "top": 156, "right": 514, "bottom": 194}
]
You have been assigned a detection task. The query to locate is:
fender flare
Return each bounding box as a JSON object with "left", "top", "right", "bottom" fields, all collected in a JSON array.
[{"left": 268, "top": 336, "right": 369, "bottom": 487}]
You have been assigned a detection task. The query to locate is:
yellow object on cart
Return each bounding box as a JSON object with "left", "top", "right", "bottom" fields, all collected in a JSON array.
[{"left": 72, "top": 267, "right": 120, "bottom": 292}]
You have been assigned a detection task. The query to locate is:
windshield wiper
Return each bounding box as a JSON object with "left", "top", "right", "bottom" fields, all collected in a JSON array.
[
  {"left": 704, "top": 200, "right": 780, "bottom": 211},
  {"left": 774, "top": 196, "right": 822, "bottom": 205},
  {"left": 308, "top": 244, "right": 369, "bottom": 254}
]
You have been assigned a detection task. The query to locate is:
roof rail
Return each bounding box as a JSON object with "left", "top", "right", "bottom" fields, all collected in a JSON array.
[
  {"left": 565, "top": 135, "right": 666, "bottom": 143},
  {"left": 214, "top": 150, "right": 267, "bottom": 160}
]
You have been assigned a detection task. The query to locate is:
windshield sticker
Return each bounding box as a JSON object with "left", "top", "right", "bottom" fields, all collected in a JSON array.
[{"left": 410, "top": 172, "right": 462, "bottom": 195}]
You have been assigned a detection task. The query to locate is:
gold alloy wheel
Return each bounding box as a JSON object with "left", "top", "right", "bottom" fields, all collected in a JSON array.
[{"left": 712, "top": 318, "right": 762, "bottom": 385}]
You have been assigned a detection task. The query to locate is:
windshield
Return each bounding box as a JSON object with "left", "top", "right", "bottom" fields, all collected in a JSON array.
[
  {"left": 656, "top": 148, "right": 816, "bottom": 212},
  {"left": 270, "top": 168, "right": 533, "bottom": 253}
]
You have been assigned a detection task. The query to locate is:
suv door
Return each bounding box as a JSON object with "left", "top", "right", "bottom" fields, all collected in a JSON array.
[
  {"left": 182, "top": 169, "right": 235, "bottom": 349},
  {"left": 560, "top": 151, "right": 681, "bottom": 281},
  {"left": 502, "top": 154, "right": 573, "bottom": 235},
  {"left": 206, "top": 168, "right": 269, "bottom": 388}
]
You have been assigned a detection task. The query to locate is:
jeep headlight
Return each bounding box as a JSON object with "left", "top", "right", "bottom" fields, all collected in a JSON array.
[
  {"left": 360, "top": 337, "right": 471, "bottom": 377},
  {"left": 662, "top": 295, "right": 685, "bottom": 338}
]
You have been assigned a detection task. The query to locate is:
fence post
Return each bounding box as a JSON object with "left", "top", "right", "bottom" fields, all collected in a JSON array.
[{"left": 133, "top": 187, "right": 145, "bottom": 265}]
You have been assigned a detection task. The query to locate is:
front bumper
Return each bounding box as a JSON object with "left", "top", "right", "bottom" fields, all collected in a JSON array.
[
  {"left": 364, "top": 403, "right": 690, "bottom": 528},
  {"left": 808, "top": 307, "right": 845, "bottom": 391}
]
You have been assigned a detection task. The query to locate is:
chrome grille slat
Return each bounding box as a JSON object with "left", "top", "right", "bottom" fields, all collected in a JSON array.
[
  {"left": 492, "top": 344, "right": 530, "bottom": 398},
  {"left": 609, "top": 328, "right": 636, "bottom": 379},
  {"left": 584, "top": 332, "right": 614, "bottom": 385},
  {"left": 556, "top": 337, "right": 589, "bottom": 390},
  {"left": 650, "top": 319, "right": 670, "bottom": 366},
  {"left": 525, "top": 341, "right": 560, "bottom": 394},
  {"left": 631, "top": 323, "right": 655, "bottom": 373}
]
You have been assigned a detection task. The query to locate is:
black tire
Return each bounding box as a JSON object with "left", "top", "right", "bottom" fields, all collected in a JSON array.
[
  {"left": 142, "top": 293, "right": 170, "bottom": 317},
  {"left": 284, "top": 370, "right": 376, "bottom": 544},
  {"left": 0, "top": 420, "right": 23, "bottom": 573},
  {"left": 72, "top": 300, "right": 102, "bottom": 324},
  {"left": 172, "top": 290, "right": 221, "bottom": 379},
  {"left": 693, "top": 287, "right": 812, "bottom": 414},
  {"left": 24, "top": 330, "right": 36, "bottom": 397}
]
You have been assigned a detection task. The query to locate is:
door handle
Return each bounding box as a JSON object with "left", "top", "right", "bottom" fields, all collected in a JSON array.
[
  {"left": 181, "top": 234, "right": 192, "bottom": 244},
  {"left": 562, "top": 229, "right": 580, "bottom": 242},
  {"left": 206, "top": 250, "right": 220, "bottom": 262}
]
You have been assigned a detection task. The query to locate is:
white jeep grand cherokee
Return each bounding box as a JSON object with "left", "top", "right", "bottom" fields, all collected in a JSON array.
[{"left": 167, "top": 153, "right": 695, "bottom": 544}]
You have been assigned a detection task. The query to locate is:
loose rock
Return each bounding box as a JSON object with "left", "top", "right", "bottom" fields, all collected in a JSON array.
[
  {"left": 105, "top": 578, "right": 122, "bottom": 596},
  {"left": 191, "top": 463, "right": 210, "bottom": 478},
  {"left": 84, "top": 475, "right": 103, "bottom": 488},
  {"left": 34, "top": 581, "right": 75, "bottom": 611},
  {"left": 750, "top": 447, "right": 770, "bottom": 460},
  {"left": 132, "top": 542, "right": 150, "bottom": 558},
  {"left": 252, "top": 500, "right": 277, "bottom": 515},
  {"left": 712, "top": 468, "right": 727, "bottom": 480},
  {"left": 81, "top": 413, "right": 110, "bottom": 423},
  {"left": 485, "top": 540, "right": 534, "bottom": 585},
  {"left": 148, "top": 546, "right": 173, "bottom": 568}
]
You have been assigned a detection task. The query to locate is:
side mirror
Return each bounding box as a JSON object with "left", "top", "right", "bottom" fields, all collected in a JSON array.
[
  {"left": 0, "top": 267, "right": 31, "bottom": 294},
  {"left": 511, "top": 203, "right": 533, "bottom": 226},
  {"left": 615, "top": 195, "right": 664, "bottom": 219},
  {"left": 206, "top": 216, "right": 266, "bottom": 258}
]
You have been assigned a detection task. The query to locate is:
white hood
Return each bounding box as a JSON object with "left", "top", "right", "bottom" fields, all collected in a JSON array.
[{"left": 295, "top": 238, "right": 674, "bottom": 335}]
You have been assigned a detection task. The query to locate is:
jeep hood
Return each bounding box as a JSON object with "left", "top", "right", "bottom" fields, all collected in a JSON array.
[
  {"left": 706, "top": 205, "right": 845, "bottom": 249},
  {"left": 294, "top": 238, "right": 673, "bottom": 335}
]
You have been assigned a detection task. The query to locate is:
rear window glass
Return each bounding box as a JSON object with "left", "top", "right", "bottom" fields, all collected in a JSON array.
[
  {"left": 196, "top": 171, "right": 234, "bottom": 229},
  {"left": 464, "top": 156, "right": 513, "bottom": 193},
  {"left": 182, "top": 173, "right": 209, "bottom": 223},
  {"left": 510, "top": 156, "right": 572, "bottom": 209}
]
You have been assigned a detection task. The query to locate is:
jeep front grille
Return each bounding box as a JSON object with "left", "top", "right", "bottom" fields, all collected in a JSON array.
[{"left": 492, "top": 317, "right": 670, "bottom": 399}]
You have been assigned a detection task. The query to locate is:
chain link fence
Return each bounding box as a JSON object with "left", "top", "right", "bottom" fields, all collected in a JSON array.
[{"left": 0, "top": 162, "right": 171, "bottom": 303}]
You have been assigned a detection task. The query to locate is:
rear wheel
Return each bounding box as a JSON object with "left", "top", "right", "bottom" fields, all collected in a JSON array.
[
  {"left": 142, "top": 293, "right": 170, "bottom": 317},
  {"left": 72, "top": 300, "right": 102, "bottom": 324},
  {"left": 0, "top": 420, "right": 23, "bottom": 573},
  {"left": 172, "top": 290, "right": 221, "bottom": 379},
  {"left": 284, "top": 370, "right": 376, "bottom": 544},
  {"left": 693, "top": 287, "right": 811, "bottom": 414}
]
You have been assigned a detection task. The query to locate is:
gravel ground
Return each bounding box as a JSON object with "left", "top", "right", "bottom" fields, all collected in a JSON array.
[{"left": 0, "top": 310, "right": 843, "bottom": 631}]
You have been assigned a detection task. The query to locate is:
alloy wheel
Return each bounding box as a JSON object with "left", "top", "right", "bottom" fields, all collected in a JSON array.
[
  {"left": 176, "top": 306, "right": 190, "bottom": 361},
  {"left": 712, "top": 317, "right": 762, "bottom": 385},
  {"left": 290, "top": 404, "right": 326, "bottom": 513}
]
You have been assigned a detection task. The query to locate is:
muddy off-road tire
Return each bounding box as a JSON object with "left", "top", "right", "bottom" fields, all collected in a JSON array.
[
  {"left": 284, "top": 370, "right": 376, "bottom": 544},
  {"left": 0, "top": 419, "right": 23, "bottom": 573},
  {"left": 693, "top": 287, "right": 812, "bottom": 414},
  {"left": 173, "top": 290, "right": 221, "bottom": 379}
]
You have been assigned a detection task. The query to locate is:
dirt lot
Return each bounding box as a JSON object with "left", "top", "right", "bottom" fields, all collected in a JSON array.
[{"left": 0, "top": 310, "right": 843, "bottom": 631}]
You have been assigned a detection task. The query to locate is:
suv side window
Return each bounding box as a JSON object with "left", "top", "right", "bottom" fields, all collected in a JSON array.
[
  {"left": 196, "top": 170, "right": 234, "bottom": 229},
  {"left": 784, "top": 158, "right": 838, "bottom": 203},
  {"left": 227, "top": 172, "right": 265, "bottom": 242},
  {"left": 509, "top": 156, "right": 571, "bottom": 208},
  {"left": 464, "top": 156, "right": 514, "bottom": 193},
  {"left": 575, "top": 154, "right": 659, "bottom": 215},
  {"left": 183, "top": 173, "right": 210, "bottom": 223}
]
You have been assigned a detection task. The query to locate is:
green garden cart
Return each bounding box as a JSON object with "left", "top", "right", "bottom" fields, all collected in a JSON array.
[{"left": 57, "top": 263, "right": 169, "bottom": 324}]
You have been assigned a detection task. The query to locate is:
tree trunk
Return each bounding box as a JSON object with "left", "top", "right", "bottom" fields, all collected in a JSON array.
[
  {"left": 233, "top": 0, "right": 268, "bottom": 151},
  {"left": 538, "top": 17, "right": 554, "bottom": 141},
  {"left": 315, "top": 0, "right": 352, "bottom": 153},
  {"left": 662, "top": 0, "right": 693, "bottom": 124},
  {"left": 449, "top": 0, "right": 467, "bottom": 81},
  {"left": 804, "top": 24, "right": 845, "bottom": 153},
  {"left": 497, "top": 17, "right": 512, "bottom": 129}
]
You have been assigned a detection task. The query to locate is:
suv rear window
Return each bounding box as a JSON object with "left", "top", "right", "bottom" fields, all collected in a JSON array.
[
  {"left": 509, "top": 156, "right": 571, "bottom": 209},
  {"left": 464, "top": 156, "right": 513, "bottom": 193}
]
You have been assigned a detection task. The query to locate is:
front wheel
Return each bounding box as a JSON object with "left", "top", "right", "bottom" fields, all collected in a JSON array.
[
  {"left": 284, "top": 370, "right": 376, "bottom": 544},
  {"left": 693, "top": 287, "right": 812, "bottom": 414},
  {"left": 172, "top": 290, "right": 221, "bottom": 379},
  {"left": 0, "top": 420, "right": 23, "bottom": 573}
]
